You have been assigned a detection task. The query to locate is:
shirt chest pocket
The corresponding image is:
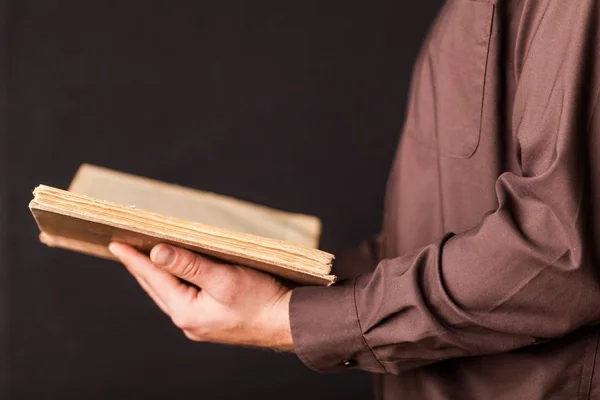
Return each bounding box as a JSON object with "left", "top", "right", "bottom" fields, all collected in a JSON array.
[{"left": 404, "top": 0, "right": 494, "bottom": 158}]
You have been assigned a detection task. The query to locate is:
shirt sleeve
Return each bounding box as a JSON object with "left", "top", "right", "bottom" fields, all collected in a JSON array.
[{"left": 290, "top": 0, "right": 600, "bottom": 374}]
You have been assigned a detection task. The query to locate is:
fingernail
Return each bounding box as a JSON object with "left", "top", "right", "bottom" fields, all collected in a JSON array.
[{"left": 151, "top": 244, "right": 175, "bottom": 266}]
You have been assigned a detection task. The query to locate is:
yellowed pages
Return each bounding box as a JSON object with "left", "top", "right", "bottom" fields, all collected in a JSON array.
[
  {"left": 68, "top": 164, "right": 321, "bottom": 248},
  {"left": 29, "top": 185, "right": 336, "bottom": 286}
]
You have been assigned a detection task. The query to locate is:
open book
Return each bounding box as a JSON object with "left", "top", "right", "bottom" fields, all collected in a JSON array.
[{"left": 28, "top": 164, "right": 336, "bottom": 286}]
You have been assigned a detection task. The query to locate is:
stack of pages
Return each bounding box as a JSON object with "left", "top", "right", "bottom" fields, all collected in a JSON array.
[{"left": 29, "top": 164, "right": 336, "bottom": 286}]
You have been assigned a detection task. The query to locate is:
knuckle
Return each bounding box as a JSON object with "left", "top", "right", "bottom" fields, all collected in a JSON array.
[
  {"left": 176, "top": 253, "right": 203, "bottom": 281},
  {"left": 171, "top": 310, "right": 192, "bottom": 330}
]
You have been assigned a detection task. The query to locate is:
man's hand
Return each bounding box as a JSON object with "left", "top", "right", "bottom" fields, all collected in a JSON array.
[{"left": 108, "top": 242, "right": 294, "bottom": 351}]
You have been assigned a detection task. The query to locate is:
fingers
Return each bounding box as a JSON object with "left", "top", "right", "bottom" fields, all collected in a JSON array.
[
  {"left": 109, "top": 242, "right": 188, "bottom": 309},
  {"left": 132, "top": 274, "right": 170, "bottom": 315},
  {"left": 150, "top": 244, "right": 236, "bottom": 295}
]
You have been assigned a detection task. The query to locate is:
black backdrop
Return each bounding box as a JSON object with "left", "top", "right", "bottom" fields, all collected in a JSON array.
[{"left": 3, "top": 1, "right": 441, "bottom": 398}]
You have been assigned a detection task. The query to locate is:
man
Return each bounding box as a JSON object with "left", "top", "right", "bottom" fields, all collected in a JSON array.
[{"left": 108, "top": 0, "right": 600, "bottom": 398}]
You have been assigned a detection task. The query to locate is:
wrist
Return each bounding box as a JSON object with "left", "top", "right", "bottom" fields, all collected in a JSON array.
[{"left": 268, "top": 290, "right": 294, "bottom": 352}]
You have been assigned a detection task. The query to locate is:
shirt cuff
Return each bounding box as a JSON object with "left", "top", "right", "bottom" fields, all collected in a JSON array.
[{"left": 289, "top": 276, "right": 385, "bottom": 373}]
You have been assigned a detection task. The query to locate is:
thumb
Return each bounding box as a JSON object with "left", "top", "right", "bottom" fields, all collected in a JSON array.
[{"left": 150, "top": 244, "right": 235, "bottom": 292}]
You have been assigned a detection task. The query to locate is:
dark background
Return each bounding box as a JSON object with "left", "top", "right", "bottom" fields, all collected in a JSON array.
[{"left": 2, "top": 1, "right": 441, "bottom": 398}]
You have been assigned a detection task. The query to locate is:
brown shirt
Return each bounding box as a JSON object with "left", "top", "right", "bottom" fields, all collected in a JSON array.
[{"left": 290, "top": 0, "right": 600, "bottom": 398}]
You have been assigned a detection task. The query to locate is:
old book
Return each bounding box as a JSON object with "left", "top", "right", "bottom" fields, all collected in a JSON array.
[{"left": 28, "top": 164, "right": 336, "bottom": 286}]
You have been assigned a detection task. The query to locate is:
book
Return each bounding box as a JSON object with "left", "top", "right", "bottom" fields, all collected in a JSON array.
[{"left": 28, "top": 164, "right": 336, "bottom": 286}]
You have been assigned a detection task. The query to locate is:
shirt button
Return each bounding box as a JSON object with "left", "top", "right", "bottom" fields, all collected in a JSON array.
[{"left": 342, "top": 359, "right": 355, "bottom": 367}]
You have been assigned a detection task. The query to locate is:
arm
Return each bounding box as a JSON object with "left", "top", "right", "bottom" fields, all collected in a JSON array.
[
  {"left": 105, "top": 233, "right": 384, "bottom": 352},
  {"left": 290, "top": 0, "right": 600, "bottom": 374},
  {"left": 105, "top": 234, "right": 382, "bottom": 353}
]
